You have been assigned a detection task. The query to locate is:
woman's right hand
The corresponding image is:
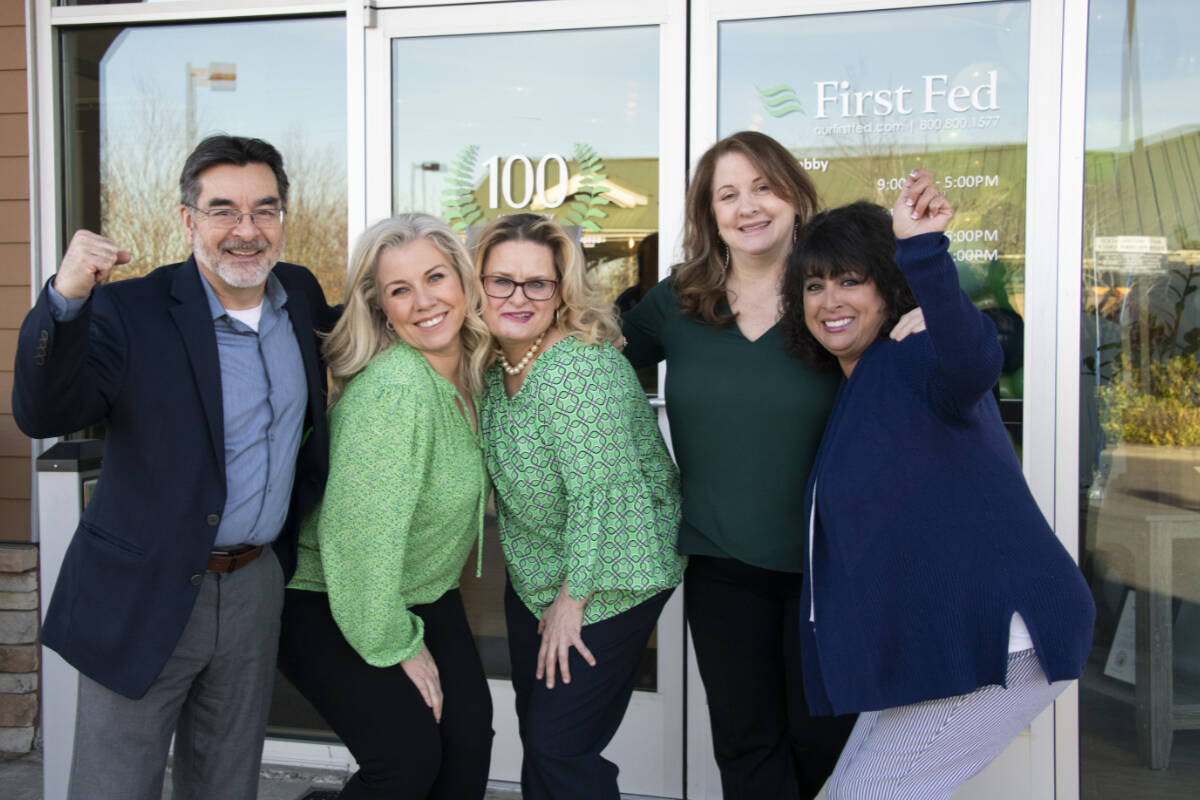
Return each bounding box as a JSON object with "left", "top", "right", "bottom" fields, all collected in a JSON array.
[
  {"left": 401, "top": 645, "right": 443, "bottom": 723},
  {"left": 894, "top": 169, "right": 955, "bottom": 237}
]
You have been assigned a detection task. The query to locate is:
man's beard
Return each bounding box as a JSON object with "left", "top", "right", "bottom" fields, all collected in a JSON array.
[{"left": 194, "top": 232, "right": 283, "bottom": 289}]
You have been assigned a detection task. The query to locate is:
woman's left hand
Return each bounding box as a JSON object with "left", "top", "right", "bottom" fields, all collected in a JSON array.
[
  {"left": 537, "top": 580, "right": 596, "bottom": 689},
  {"left": 894, "top": 169, "right": 955, "bottom": 238}
]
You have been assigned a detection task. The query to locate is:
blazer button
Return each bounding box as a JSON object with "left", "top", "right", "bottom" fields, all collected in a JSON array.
[
  {"left": 206, "top": 513, "right": 220, "bottom": 526},
  {"left": 189, "top": 574, "right": 202, "bottom": 586}
]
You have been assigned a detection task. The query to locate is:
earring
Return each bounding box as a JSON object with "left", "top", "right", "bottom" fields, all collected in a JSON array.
[
  {"left": 793, "top": 217, "right": 800, "bottom": 245},
  {"left": 554, "top": 306, "right": 561, "bottom": 325},
  {"left": 721, "top": 241, "right": 730, "bottom": 272},
  {"left": 385, "top": 320, "right": 395, "bottom": 333}
]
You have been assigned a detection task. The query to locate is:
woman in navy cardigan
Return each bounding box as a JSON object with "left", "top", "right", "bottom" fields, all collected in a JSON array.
[{"left": 778, "top": 174, "right": 1095, "bottom": 799}]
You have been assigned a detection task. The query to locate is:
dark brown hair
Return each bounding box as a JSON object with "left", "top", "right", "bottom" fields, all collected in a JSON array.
[
  {"left": 180, "top": 135, "right": 288, "bottom": 209},
  {"left": 673, "top": 131, "right": 819, "bottom": 325}
]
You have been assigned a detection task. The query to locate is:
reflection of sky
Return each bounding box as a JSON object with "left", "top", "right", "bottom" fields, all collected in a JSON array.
[
  {"left": 1086, "top": 0, "right": 1200, "bottom": 150},
  {"left": 718, "top": 2, "right": 1029, "bottom": 152},
  {"left": 101, "top": 18, "right": 345, "bottom": 157},
  {"left": 392, "top": 26, "right": 658, "bottom": 210}
]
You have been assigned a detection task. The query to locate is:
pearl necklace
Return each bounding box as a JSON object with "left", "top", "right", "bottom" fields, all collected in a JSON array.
[{"left": 498, "top": 331, "right": 546, "bottom": 376}]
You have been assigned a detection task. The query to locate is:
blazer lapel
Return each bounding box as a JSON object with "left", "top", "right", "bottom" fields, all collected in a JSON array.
[{"left": 168, "top": 258, "right": 226, "bottom": 484}]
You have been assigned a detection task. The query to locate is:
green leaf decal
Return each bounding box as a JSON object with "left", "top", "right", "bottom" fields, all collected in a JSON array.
[
  {"left": 755, "top": 83, "right": 805, "bottom": 118},
  {"left": 442, "top": 144, "right": 483, "bottom": 230},
  {"left": 553, "top": 142, "right": 613, "bottom": 234}
]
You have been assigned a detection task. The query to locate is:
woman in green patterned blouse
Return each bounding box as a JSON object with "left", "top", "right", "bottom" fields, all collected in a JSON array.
[
  {"left": 475, "top": 213, "right": 685, "bottom": 800},
  {"left": 278, "top": 214, "right": 495, "bottom": 799}
]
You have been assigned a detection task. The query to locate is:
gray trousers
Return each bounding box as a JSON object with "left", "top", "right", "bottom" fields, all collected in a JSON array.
[
  {"left": 825, "top": 649, "right": 1070, "bottom": 800},
  {"left": 68, "top": 546, "right": 284, "bottom": 800}
]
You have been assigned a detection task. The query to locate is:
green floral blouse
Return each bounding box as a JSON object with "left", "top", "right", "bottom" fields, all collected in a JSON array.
[
  {"left": 288, "top": 342, "right": 487, "bottom": 667},
  {"left": 480, "top": 336, "right": 685, "bottom": 625}
]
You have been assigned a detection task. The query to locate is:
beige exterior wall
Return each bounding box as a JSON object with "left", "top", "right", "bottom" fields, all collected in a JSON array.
[{"left": 0, "top": 0, "right": 30, "bottom": 544}]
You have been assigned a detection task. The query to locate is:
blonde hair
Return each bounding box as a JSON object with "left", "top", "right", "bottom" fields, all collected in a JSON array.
[
  {"left": 323, "top": 213, "right": 492, "bottom": 405},
  {"left": 473, "top": 214, "right": 621, "bottom": 360}
]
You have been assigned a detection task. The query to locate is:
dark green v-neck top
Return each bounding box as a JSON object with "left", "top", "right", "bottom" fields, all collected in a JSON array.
[{"left": 622, "top": 279, "right": 840, "bottom": 572}]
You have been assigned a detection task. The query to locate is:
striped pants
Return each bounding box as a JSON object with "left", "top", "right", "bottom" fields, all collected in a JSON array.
[{"left": 825, "top": 649, "right": 1070, "bottom": 800}]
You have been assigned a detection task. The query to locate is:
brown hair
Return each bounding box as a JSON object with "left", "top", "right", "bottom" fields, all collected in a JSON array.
[{"left": 673, "top": 131, "right": 819, "bottom": 325}]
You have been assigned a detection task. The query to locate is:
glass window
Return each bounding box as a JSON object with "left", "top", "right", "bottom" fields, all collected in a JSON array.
[
  {"left": 1078, "top": 0, "right": 1200, "bottom": 793},
  {"left": 60, "top": 17, "right": 348, "bottom": 303},
  {"left": 391, "top": 26, "right": 660, "bottom": 312},
  {"left": 717, "top": 2, "right": 1030, "bottom": 438}
]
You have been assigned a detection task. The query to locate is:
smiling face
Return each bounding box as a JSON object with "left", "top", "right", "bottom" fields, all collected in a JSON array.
[
  {"left": 182, "top": 162, "right": 285, "bottom": 304},
  {"left": 710, "top": 151, "right": 797, "bottom": 266},
  {"left": 803, "top": 270, "right": 888, "bottom": 376},
  {"left": 377, "top": 238, "right": 467, "bottom": 363},
  {"left": 479, "top": 239, "right": 560, "bottom": 353}
]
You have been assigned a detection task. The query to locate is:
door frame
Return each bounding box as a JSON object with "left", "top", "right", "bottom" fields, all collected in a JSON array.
[{"left": 357, "top": 1, "right": 689, "bottom": 794}]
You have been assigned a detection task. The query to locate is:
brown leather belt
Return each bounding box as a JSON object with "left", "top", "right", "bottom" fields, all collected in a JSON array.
[{"left": 207, "top": 545, "right": 264, "bottom": 573}]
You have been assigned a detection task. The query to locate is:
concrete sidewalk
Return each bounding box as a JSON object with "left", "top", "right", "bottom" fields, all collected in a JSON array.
[{"left": 0, "top": 750, "right": 522, "bottom": 800}]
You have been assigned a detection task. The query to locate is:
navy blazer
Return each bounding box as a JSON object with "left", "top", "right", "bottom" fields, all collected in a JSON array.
[
  {"left": 13, "top": 257, "right": 337, "bottom": 699},
  {"left": 799, "top": 233, "right": 1095, "bottom": 716}
]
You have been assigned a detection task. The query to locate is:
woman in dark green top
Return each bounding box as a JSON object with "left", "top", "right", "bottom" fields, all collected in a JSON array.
[
  {"left": 476, "top": 213, "right": 684, "bottom": 800},
  {"left": 623, "top": 132, "right": 924, "bottom": 798}
]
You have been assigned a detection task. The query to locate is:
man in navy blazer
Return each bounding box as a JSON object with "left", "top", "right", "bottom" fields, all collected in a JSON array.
[{"left": 12, "top": 136, "right": 337, "bottom": 800}]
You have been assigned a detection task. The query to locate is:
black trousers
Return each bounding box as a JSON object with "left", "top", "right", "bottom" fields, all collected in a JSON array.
[
  {"left": 278, "top": 588, "right": 493, "bottom": 800},
  {"left": 506, "top": 580, "right": 672, "bottom": 800},
  {"left": 685, "top": 555, "right": 856, "bottom": 799}
]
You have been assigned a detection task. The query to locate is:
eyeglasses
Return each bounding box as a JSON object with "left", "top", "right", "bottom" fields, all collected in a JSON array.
[
  {"left": 187, "top": 206, "right": 285, "bottom": 229},
  {"left": 481, "top": 275, "right": 559, "bottom": 301}
]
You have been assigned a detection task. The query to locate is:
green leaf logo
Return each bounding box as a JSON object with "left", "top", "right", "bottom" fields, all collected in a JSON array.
[
  {"left": 756, "top": 83, "right": 805, "bottom": 118},
  {"left": 442, "top": 144, "right": 483, "bottom": 231},
  {"left": 558, "top": 142, "right": 611, "bottom": 232}
]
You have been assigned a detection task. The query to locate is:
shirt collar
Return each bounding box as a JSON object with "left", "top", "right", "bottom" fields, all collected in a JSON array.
[{"left": 196, "top": 263, "right": 286, "bottom": 321}]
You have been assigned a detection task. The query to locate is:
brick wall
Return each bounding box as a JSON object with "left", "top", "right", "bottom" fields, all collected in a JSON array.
[
  {"left": 0, "top": 0, "right": 31, "bottom": 545},
  {"left": 0, "top": 544, "right": 37, "bottom": 752}
]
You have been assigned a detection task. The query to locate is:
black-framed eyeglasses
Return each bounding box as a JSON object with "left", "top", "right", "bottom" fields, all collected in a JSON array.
[
  {"left": 186, "top": 206, "right": 285, "bottom": 229},
  {"left": 481, "top": 275, "right": 559, "bottom": 301}
]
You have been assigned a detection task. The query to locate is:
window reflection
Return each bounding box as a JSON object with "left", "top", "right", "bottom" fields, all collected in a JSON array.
[
  {"left": 1079, "top": 1, "right": 1200, "bottom": 793},
  {"left": 60, "top": 18, "right": 348, "bottom": 304},
  {"left": 391, "top": 27, "right": 660, "bottom": 311}
]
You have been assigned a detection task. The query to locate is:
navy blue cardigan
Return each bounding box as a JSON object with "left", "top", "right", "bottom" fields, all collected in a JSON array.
[{"left": 799, "top": 233, "right": 1095, "bottom": 716}]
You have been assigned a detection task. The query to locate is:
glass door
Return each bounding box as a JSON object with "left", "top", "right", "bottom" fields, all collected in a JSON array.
[
  {"left": 691, "top": 1, "right": 1057, "bottom": 797},
  {"left": 365, "top": 2, "right": 687, "bottom": 794}
]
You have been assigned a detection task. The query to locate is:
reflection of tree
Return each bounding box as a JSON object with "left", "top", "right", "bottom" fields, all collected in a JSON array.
[
  {"left": 277, "top": 130, "right": 350, "bottom": 304},
  {"left": 100, "top": 91, "right": 189, "bottom": 281},
  {"left": 99, "top": 90, "right": 348, "bottom": 303}
]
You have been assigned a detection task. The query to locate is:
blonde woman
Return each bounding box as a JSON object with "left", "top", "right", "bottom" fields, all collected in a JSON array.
[
  {"left": 278, "top": 213, "right": 494, "bottom": 799},
  {"left": 476, "top": 213, "right": 685, "bottom": 799}
]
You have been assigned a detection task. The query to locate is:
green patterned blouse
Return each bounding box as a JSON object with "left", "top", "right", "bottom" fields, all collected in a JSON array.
[
  {"left": 480, "top": 336, "right": 685, "bottom": 625},
  {"left": 288, "top": 341, "right": 487, "bottom": 667}
]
